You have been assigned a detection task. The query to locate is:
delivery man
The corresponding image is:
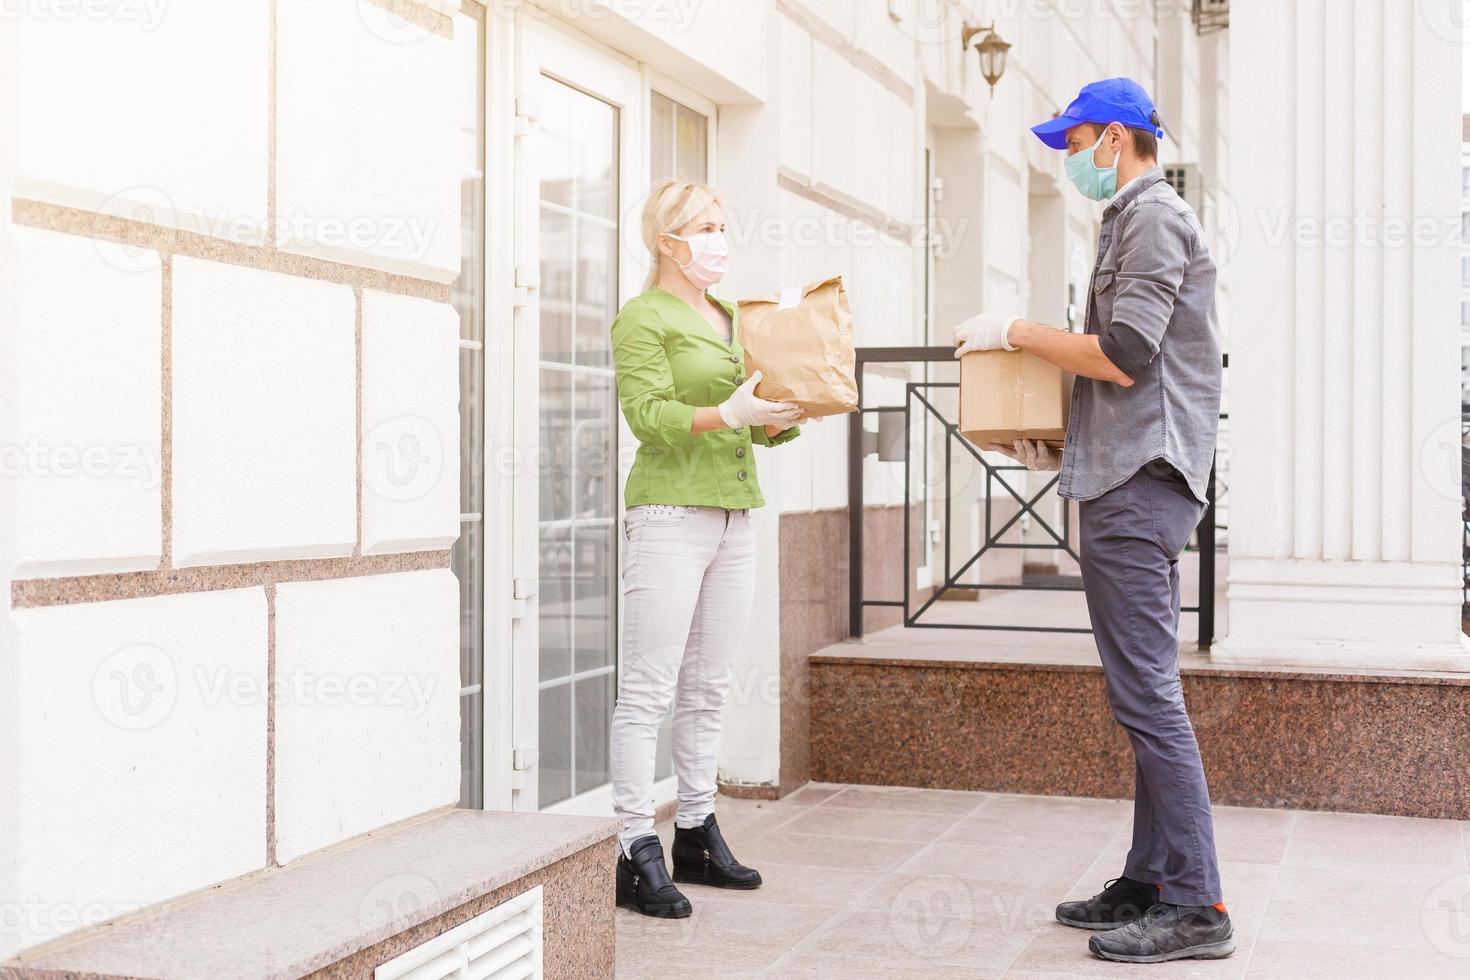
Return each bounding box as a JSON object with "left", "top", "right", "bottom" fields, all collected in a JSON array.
[{"left": 952, "top": 78, "right": 1228, "bottom": 964}]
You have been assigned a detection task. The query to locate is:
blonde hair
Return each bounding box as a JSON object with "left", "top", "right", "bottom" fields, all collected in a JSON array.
[{"left": 640, "top": 179, "right": 724, "bottom": 290}]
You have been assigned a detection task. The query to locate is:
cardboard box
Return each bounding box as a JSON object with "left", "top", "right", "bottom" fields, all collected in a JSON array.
[{"left": 958, "top": 349, "right": 1071, "bottom": 450}]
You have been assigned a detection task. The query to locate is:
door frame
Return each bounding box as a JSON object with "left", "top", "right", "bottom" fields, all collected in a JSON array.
[
  {"left": 514, "top": 15, "right": 662, "bottom": 817},
  {"left": 480, "top": 1, "right": 520, "bottom": 813}
]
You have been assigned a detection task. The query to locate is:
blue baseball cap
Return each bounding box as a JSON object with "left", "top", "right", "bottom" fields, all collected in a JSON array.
[{"left": 1030, "top": 77, "right": 1164, "bottom": 150}]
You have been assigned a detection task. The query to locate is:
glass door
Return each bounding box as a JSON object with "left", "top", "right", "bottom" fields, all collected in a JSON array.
[
  {"left": 535, "top": 76, "right": 620, "bottom": 808},
  {"left": 521, "top": 22, "right": 643, "bottom": 812}
]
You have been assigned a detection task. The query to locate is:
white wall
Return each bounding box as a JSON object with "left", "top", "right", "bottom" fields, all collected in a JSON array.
[
  {"left": 1, "top": 5, "right": 20, "bottom": 960},
  {"left": 3, "top": 0, "right": 465, "bottom": 954},
  {"left": 1219, "top": 0, "right": 1466, "bottom": 670}
]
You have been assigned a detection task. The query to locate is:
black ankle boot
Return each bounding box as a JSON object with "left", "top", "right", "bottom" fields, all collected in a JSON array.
[
  {"left": 671, "top": 814, "right": 762, "bottom": 889},
  {"left": 616, "top": 836, "right": 692, "bottom": 918}
]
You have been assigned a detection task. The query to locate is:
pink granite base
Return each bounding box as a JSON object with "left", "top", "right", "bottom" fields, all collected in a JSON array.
[
  {"left": 2, "top": 810, "right": 616, "bottom": 980},
  {"left": 810, "top": 657, "right": 1470, "bottom": 820},
  {"left": 776, "top": 505, "right": 930, "bottom": 795},
  {"left": 310, "top": 838, "right": 614, "bottom": 979}
]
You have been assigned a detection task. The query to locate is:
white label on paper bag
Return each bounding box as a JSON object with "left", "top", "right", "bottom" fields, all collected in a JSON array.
[{"left": 777, "top": 286, "right": 802, "bottom": 312}]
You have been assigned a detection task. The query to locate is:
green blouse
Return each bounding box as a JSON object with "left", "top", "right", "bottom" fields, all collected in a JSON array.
[{"left": 611, "top": 287, "right": 800, "bottom": 509}]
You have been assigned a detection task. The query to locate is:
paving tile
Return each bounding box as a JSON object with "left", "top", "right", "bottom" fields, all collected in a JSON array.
[
  {"left": 786, "top": 783, "right": 849, "bottom": 806},
  {"left": 688, "top": 862, "right": 879, "bottom": 908},
  {"left": 941, "top": 812, "right": 1123, "bottom": 851},
  {"left": 615, "top": 898, "right": 834, "bottom": 977},
  {"left": 707, "top": 798, "right": 813, "bottom": 842},
  {"left": 1215, "top": 861, "right": 1281, "bottom": 916},
  {"left": 898, "top": 841, "right": 1100, "bottom": 895},
  {"left": 822, "top": 785, "right": 995, "bottom": 816},
  {"left": 779, "top": 804, "right": 966, "bottom": 843},
  {"left": 618, "top": 787, "right": 1470, "bottom": 980},
  {"left": 1280, "top": 832, "right": 1465, "bottom": 879},
  {"left": 1210, "top": 804, "right": 1300, "bottom": 839},
  {"left": 1242, "top": 940, "right": 1470, "bottom": 980},
  {"left": 1292, "top": 809, "right": 1466, "bottom": 846},
  {"left": 975, "top": 794, "right": 1133, "bottom": 828},
  {"left": 1266, "top": 863, "right": 1451, "bottom": 912},
  {"left": 858, "top": 873, "right": 1060, "bottom": 937},
  {"left": 761, "top": 950, "right": 1000, "bottom": 979},
  {"left": 737, "top": 830, "right": 926, "bottom": 872},
  {"left": 1257, "top": 897, "right": 1454, "bottom": 953},
  {"left": 1213, "top": 831, "right": 1290, "bottom": 866},
  {"left": 793, "top": 903, "right": 1039, "bottom": 972}
]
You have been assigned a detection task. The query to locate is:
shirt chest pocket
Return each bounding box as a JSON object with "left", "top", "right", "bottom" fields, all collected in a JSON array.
[{"left": 1090, "top": 264, "right": 1119, "bottom": 330}]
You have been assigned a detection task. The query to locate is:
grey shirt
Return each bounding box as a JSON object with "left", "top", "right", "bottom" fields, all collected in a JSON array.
[{"left": 1058, "top": 166, "right": 1222, "bottom": 504}]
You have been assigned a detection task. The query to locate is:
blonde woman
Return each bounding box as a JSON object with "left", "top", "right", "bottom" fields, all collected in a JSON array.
[{"left": 609, "top": 180, "right": 802, "bottom": 918}]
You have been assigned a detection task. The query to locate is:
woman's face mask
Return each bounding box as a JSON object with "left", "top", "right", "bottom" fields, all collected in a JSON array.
[
  {"left": 665, "top": 230, "right": 730, "bottom": 290},
  {"left": 1065, "top": 128, "right": 1120, "bottom": 202}
]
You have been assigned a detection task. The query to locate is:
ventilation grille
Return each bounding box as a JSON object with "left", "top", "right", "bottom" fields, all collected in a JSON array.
[
  {"left": 1192, "top": 0, "right": 1229, "bottom": 34},
  {"left": 1162, "top": 163, "right": 1206, "bottom": 215},
  {"left": 374, "top": 885, "right": 543, "bottom": 980}
]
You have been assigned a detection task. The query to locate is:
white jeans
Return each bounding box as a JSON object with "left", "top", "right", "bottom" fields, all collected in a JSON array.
[{"left": 610, "top": 504, "right": 756, "bottom": 855}]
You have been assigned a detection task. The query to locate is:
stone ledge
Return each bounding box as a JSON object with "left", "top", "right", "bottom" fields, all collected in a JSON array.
[
  {"left": 810, "top": 648, "right": 1470, "bottom": 820},
  {"left": 1, "top": 809, "right": 617, "bottom": 980}
]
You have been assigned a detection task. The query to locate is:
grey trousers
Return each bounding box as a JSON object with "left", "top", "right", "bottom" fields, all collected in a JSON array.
[{"left": 1077, "top": 463, "right": 1223, "bottom": 906}]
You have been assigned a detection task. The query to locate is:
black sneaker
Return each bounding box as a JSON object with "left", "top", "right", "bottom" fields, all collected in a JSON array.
[
  {"left": 615, "top": 836, "right": 692, "bottom": 918},
  {"left": 1055, "top": 875, "right": 1159, "bottom": 930},
  {"left": 1088, "top": 902, "right": 1235, "bottom": 963}
]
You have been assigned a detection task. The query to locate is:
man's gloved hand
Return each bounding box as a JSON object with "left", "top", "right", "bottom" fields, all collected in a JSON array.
[
  {"left": 952, "top": 313, "right": 1019, "bottom": 356},
  {"left": 719, "top": 370, "right": 803, "bottom": 429},
  {"left": 991, "top": 439, "right": 1060, "bottom": 471}
]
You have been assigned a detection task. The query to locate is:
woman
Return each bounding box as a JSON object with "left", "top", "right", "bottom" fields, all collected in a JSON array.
[{"left": 609, "top": 180, "right": 803, "bottom": 918}]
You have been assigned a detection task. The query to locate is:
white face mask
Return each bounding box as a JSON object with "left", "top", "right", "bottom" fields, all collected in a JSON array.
[{"left": 664, "top": 230, "right": 730, "bottom": 290}]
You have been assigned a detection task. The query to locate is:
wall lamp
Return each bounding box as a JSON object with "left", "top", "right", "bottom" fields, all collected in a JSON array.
[{"left": 962, "top": 21, "right": 1011, "bottom": 94}]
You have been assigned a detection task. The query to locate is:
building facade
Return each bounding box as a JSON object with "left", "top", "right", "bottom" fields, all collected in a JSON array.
[{"left": 4, "top": 0, "right": 1464, "bottom": 973}]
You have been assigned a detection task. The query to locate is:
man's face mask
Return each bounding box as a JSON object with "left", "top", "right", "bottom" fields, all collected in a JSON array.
[{"left": 1065, "top": 127, "right": 1120, "bottom": 202}]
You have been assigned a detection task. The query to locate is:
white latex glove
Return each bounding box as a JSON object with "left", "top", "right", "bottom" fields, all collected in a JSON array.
[
  {"left": 718, "top": 370, "right": 802, "bottom": 429},
  {"left": 992, "top": 439, "right": 1060, "bottom": 471},
  {"left": 952, "top": 313, "right": 1019, "bottom": 356}
]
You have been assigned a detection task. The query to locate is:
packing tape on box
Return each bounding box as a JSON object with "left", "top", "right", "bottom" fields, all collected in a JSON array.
[{"left": 777, "top": 286, "right": 802, "bottom": 312}]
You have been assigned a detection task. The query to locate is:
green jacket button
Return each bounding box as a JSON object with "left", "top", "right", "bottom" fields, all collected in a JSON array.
[
  {"left": 729, "top": 354, "right": 739, "bottom": 363},
  {"left": 737, "top": 470, "right": 747, "bottom": 481},
  {"left": 736, "top": 447, "right": 746, "bottom": 458}
]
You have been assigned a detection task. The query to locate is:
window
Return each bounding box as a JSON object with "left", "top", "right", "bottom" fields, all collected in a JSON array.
[
  {"left": 1462, "top": 165, "right": 1470, "bottom": 197},
  {"left": 1463, "top": 256, "right": 1470, "bottom": 289},
  {"left": 650, "top": 91, "right": 709, "bottom": 184},
  {"left": 1461, "top": 301, "right": 1470, "bottom": 330}
]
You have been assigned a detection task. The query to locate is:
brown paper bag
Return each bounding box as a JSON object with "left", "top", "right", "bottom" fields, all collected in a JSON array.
[
  {"left": 736, "top": 276, "right": 858, "bottom": 417},
  {"left": 958, "top": 350, "right": 1071, "bottom": 450}
]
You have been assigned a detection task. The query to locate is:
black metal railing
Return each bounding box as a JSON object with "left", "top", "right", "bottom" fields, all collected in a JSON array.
[{"left": 847, "top": 346, "right": 1220, "bottom": 646}]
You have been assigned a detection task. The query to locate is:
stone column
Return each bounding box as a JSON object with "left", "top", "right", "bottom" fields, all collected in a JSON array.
[{"left": 1216, "top": 0, "right": 1468, "bottom": 670}]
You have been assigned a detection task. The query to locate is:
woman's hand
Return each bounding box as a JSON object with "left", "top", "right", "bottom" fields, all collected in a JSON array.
[
  {"left": 718, "top": 371, "right": 802, "bottom": 429},
  {"left": 766, "top": 412, "right": 825, "bottom": 437}
]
